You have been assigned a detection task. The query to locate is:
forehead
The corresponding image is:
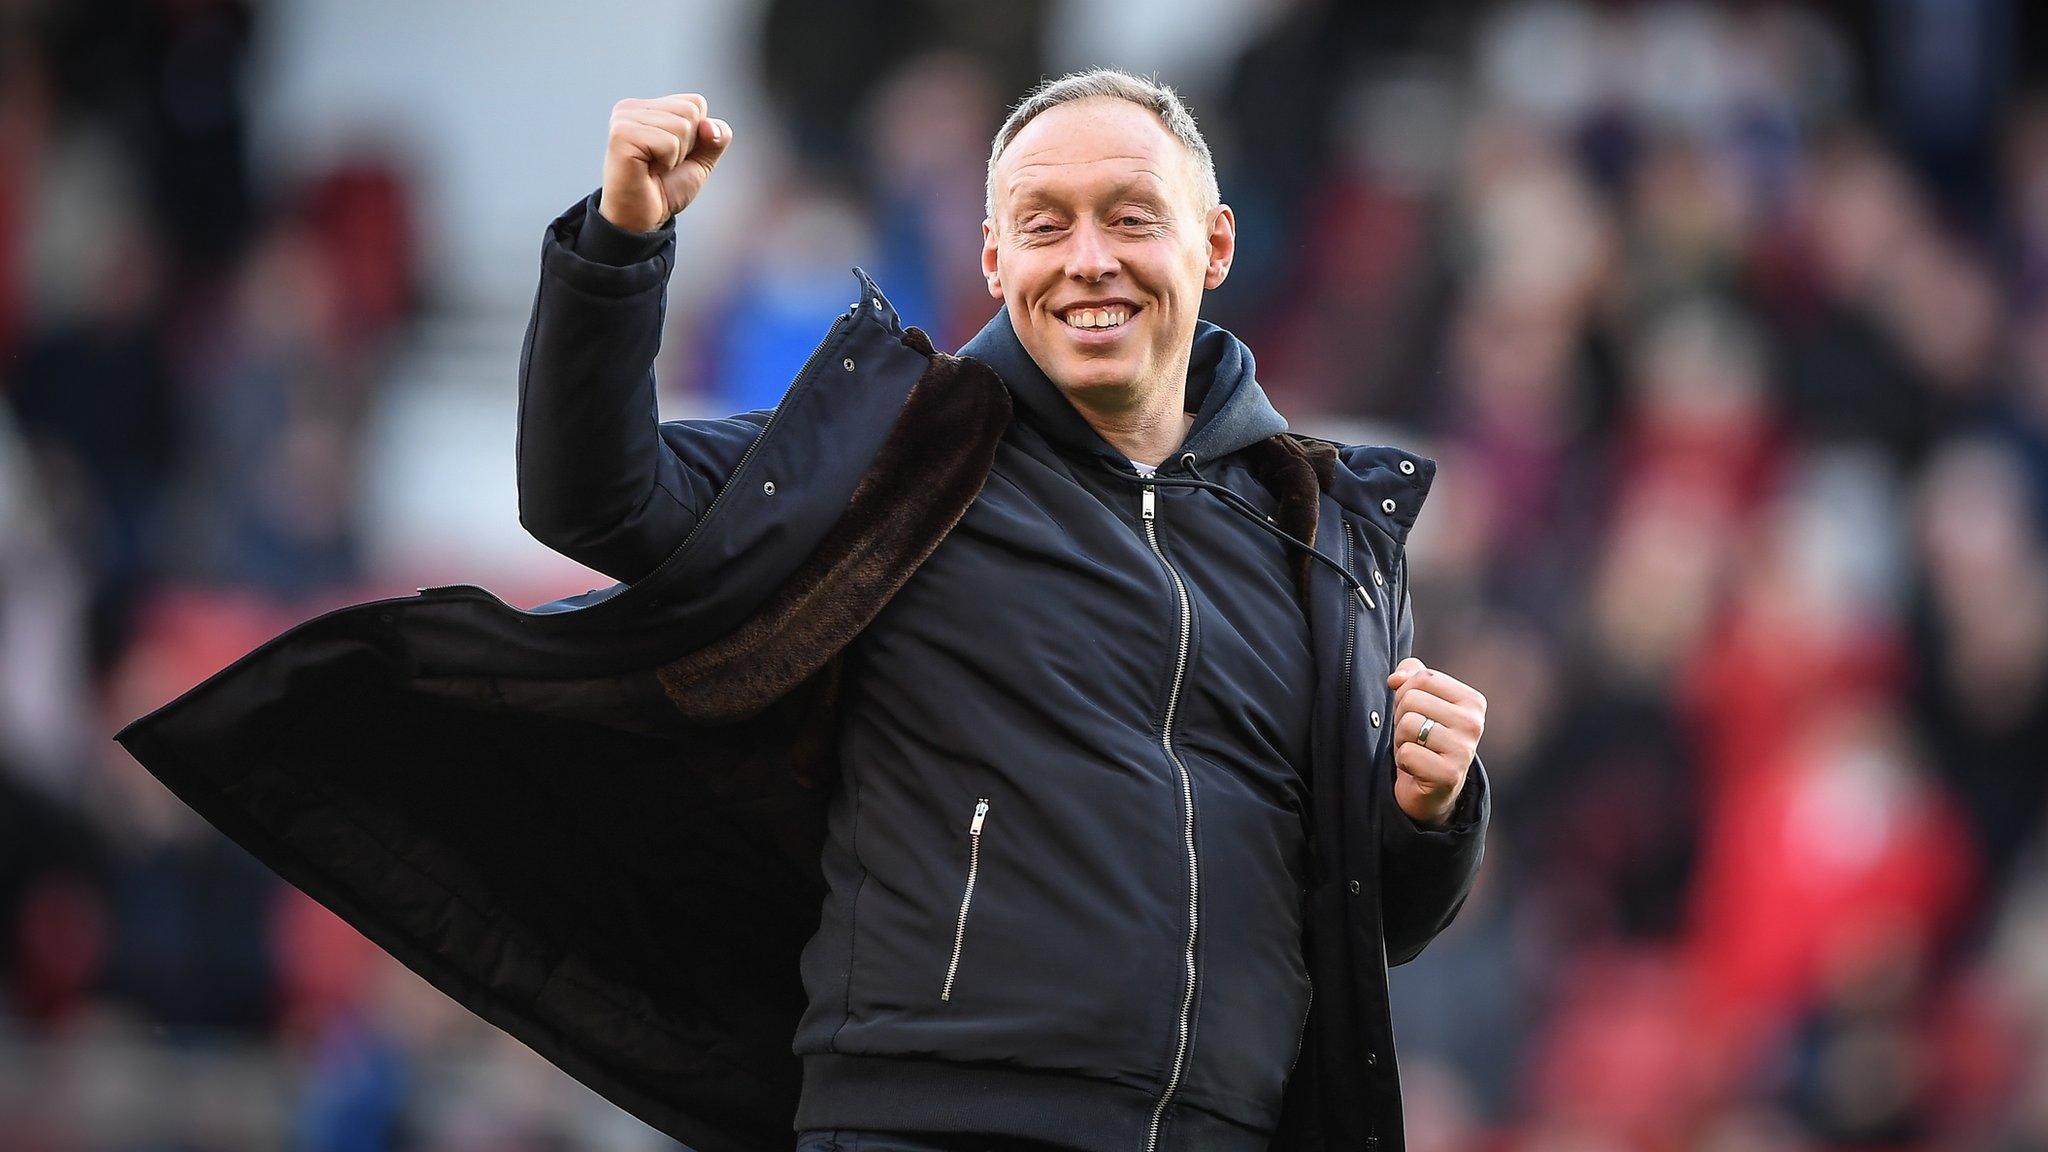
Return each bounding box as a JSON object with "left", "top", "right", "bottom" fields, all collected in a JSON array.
[{"left": 995, "top": 97, "right": 1191, "bottom": 207}]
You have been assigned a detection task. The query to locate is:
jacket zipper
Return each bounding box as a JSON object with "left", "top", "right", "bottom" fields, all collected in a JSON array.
[
  {"left": 1346, "top": 518, "right": 1374, "bottom": 612},
  {"left": 1342, "top": 519, "right": 1359, "bottom": 720},
  {"left": 1139, "top": 483, "right": 1199, "bottom": 1152},
  {"left": 940, "top": 797, "right": 990, "bottom": 1001}
]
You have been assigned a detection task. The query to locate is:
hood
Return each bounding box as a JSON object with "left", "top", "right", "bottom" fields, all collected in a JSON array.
[
  {"left": 955, "top": 301, "right": 1381, "bottom": 611},
  {"left": 957, "top": 304, "right": 1288, "bottom": 472}
]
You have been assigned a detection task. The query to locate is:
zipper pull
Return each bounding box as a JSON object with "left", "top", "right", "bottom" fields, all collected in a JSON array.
[
  {"left": 1142, "top": 486, "right": 1156, "bottom": 521},
  {"left": 970, "top": 799, "right": 989, "bottom": 836},
  {"left": 1345, "top": 519, "right": 1377, "bottom": 610}
]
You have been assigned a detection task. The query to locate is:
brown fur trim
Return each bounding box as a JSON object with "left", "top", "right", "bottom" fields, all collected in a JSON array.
[
  {"left": 1295, "top": 434, "right": 1339, "bottom": 493},
  {"left": 1238, "top": 433, "right": 1338, "bottom": 605},
  {"left": 654, "top": 343, "right": 1012, "bottom": 723}
]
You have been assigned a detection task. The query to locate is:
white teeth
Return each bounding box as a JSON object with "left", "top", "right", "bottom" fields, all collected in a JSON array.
[{"left": 1064, "top": 306, "right": 1130, "bottom": 330}]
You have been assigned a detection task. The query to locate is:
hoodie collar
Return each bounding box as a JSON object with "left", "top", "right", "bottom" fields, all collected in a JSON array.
[{"left": 957, "top": 304, "right": 1287, "bottom": 473}]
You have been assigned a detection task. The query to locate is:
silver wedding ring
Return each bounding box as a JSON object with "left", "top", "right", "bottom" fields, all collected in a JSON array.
[{"left": 1416, "top": 717, "right": 1435, "bottom": 747}]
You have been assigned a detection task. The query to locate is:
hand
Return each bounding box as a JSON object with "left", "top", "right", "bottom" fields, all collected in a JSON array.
[
  {"left": 1385, "top": 657, "right": 1484, "bottom": 827},
  {"left": 599, "top": 93, "right": 733, "bottom": 233}
]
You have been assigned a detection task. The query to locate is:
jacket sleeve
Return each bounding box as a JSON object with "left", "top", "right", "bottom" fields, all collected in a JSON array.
[
  {"left": 515, "top": 187, "right": 769, "bottom": 584},
  {"left": 1379, "top": 569, "right": 1491, "bottom": 967}
]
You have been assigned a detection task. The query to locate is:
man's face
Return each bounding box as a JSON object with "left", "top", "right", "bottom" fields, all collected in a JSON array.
[{"left": 982, "top": 97, "right": 1234, "bottom": 410}]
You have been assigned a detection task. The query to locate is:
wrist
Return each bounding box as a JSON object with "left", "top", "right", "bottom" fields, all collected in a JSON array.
[{"left": 577, "top": 189, "right": 672, "bottom": 265}]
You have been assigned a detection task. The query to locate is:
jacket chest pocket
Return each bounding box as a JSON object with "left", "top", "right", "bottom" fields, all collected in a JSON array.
[{"left": 939, "top": 797, "right": 991, "bottom": 1001}]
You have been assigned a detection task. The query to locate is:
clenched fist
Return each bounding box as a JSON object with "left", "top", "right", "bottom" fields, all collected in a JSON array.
[
  {"left": 1385, "top": 657, "right": 1484, "bottom": 827},
  {"left": 599, "top": 93, "right": 733, "bottom": 234}
]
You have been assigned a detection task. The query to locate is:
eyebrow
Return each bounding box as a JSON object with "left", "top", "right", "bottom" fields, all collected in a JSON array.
[{"left": 1008, "top": 174, "right": 1174, "bottom": 215}]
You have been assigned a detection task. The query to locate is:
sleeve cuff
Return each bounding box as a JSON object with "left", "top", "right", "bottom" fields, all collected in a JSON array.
[
  {"left": 572, "top": 188, "right": 675, "bottom": 266},
  {"left": 541, "top": 189, "right": 676, "bottom": 298},
  {"left": 1392, "top": 750, "right": 1488, "bottom": 837}
]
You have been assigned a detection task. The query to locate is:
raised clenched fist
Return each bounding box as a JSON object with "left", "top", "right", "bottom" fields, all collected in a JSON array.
[{"left": 599, "top": 93, "right": 733, "bottom": 234}]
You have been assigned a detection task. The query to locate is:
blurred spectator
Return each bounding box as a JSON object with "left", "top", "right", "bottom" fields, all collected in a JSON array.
[{"left": 1907, "top": 438, "right": 2048, "bottom": 902}]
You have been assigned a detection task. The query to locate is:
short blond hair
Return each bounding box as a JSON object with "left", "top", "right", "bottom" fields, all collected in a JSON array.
[{"left": 985, "top": 67, "right": 1221, "bottom": 221}]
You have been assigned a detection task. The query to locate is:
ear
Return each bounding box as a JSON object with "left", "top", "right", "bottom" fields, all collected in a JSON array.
[
  {"left": 981, "top": 217, "right": 1002, "bottom": 299},
  {"left": 1203, "top": 203, "right": 1236, "bottom": 291}
]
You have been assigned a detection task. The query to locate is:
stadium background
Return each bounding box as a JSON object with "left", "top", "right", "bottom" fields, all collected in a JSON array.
[{"left": 5, "top": 0, "right": 2048, "bottom": 1148}]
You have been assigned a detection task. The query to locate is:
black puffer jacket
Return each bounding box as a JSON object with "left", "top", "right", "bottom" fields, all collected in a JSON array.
[{"left": 518, "top": 190, "right": 1489, "bottom": 1151}]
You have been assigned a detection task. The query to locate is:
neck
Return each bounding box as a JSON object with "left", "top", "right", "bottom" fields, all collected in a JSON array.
[{"left": 1069, "top": 391, "right": 1196, "bottom": 468}]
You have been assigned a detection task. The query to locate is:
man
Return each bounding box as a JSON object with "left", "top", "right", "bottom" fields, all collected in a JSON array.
[
  {"left": 117, "top": 68, "right": 1488, "bottom": 1152},
  {"left": 531, "top": 66, "right": 1489, "bottom": 1151}
]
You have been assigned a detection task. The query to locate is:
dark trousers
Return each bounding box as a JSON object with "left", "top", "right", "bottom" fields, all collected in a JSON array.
[{"left": 795, "top": 1129, "right": 1075, "bottom": 1152}]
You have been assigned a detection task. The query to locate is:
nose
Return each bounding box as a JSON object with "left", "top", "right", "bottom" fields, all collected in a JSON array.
[{"left": 1064, "top": 220, "right": 1117, "bottom": 283}]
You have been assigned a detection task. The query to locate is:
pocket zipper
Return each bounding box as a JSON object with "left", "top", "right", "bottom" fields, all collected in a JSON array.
[{"left": 940, "top": 798, "right": 990, "bottom": 1001}]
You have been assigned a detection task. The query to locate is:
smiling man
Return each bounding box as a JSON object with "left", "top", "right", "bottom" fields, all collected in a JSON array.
[
  {"left": 117, "top": 67, "right": 1490, "bottom": 1152},
  {"left": 978, "top": 89, "right": 1231, "bottom": 470},
  {"left": 523, "top": 67, "right": 1494, "bottom": 1152}
]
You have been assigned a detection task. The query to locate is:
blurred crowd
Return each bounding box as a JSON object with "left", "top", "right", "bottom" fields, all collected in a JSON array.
[{"left": 5, "top": 0, "right": 2048, "bottom": 1149}]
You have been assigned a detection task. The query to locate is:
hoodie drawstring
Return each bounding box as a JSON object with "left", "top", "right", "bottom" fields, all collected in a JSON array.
[{"left": 1107, "top": 452, "right": 1377, "bottom": 611}]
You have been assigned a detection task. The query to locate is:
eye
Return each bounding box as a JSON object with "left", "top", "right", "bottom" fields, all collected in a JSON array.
[{"left": 1118, "top": 215, "right": 1148, "bottom": 227}]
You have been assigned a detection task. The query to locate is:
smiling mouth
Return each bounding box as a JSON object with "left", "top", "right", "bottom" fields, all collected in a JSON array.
[{"left": 1059, "top": 304, "right": 1136, "bottom": 332}]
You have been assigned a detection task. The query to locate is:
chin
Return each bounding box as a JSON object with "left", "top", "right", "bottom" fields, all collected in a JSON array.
[{"left": 1048, "top": 359, "right": 1143, "bottom": 399}]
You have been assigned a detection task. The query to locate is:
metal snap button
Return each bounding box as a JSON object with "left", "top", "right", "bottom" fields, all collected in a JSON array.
[
  {"left": 1381, "top": 498, "right": 1397, "bottom": 514},
  {"left": 1398, "top": 460, "right": 1415, "bottom": 475},
  {"left": 1365, "top": 1050, "right": 1378, "bottom": 1066},
  {"left": 1372, "top": 568, "right": 1384, "bottom": 586},
  {"left": 1370, "top": 710, "right": 1381, "bottom": 727},
  {"left": 762, "top": 481, "right": 776, "bottom": 496},
  {"left": 842, "top": 358, "right": 855, "bottom": 371},
  {"left": 1348, "top": 879, "right": 1361, "bottom": 895},
  {"left": 871, "top": 299, "right": 884, "bottom": 311}
]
